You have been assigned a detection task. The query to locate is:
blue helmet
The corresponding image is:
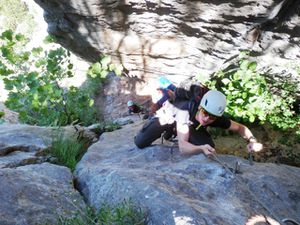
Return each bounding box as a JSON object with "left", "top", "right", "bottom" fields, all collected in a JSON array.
[{"left": 158, "top": 76, "right": 173, "bottom": 89}]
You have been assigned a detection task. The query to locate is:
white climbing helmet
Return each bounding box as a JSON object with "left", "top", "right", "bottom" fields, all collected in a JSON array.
[
  {"left": 127, "top": 100, "right": 134, "bottom": 107},
  {"left": 200, "top": 90, "right": 227, "bottom": 117}
]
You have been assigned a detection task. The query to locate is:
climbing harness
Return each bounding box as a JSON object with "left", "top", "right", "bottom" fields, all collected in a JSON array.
[{"left": 210, "top": 154, "right": 300, "bottom": 225}]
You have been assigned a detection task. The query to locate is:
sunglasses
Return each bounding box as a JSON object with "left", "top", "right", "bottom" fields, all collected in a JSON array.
[{"left": 199, "top": 107, "right": 217, "bottom": 120}]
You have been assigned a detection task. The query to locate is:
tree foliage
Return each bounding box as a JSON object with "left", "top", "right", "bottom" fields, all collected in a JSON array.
[
  {"left": 204, "top": 52, "right": 300, "bottom": 135},
  {"left": 0, "top": 30, "right": 98, "bottom": 126}
]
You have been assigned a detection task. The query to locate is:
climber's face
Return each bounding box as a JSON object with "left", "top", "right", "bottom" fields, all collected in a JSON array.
[{"left": 196, "top": 107, "right": 216, "bottom": 126}]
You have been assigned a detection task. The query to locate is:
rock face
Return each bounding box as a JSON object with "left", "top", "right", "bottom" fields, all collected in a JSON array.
[
  {"left": 33, "top": 0, "right": 300, "bottom": 120},
  {"left": 75, "top": 121, "right": 300, "bottom": 225},
  {"left": 33, "top": 0, "right": 300, "bottom": 76},
  {"left": 0, "top": 124, "right": 96, "bottom": 225},
  {"left": 0, "top": 103, "right": 19, "bottom": 124},
  {"left": 0, "top": 163, "right": 85, "bottom": 225},
  {"left": 0, "top": 124, "right": 97, "bottom": 168},
  {"left": 0, "top": 119, "right": 300, "bottom": 224},
  {"left": 0, "top": 124, "right": 51, "bottom": 168}
]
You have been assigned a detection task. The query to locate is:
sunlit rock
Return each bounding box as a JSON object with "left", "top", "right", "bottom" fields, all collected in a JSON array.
[{"left": 75, "top": 121, "right": 300, "bottom": 225}]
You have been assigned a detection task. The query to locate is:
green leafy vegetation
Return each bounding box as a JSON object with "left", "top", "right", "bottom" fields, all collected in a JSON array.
[
  {"left": 0, "top": 29, "right": 124, "bottom": 127},
  {"left": 87, "top": 56, "right": 123, "bottom": 78},
  {"left": 0, "top": 0, "right": 123, "bottom": 127},
  {"left": 50, "top": 132, "right": 87, "bottom": 172},
  {"left": 0, "top": 30, "right": 97, "bottom": 126},
  {"left": 83, "top": 55, "right": 123, "bottom": 104},
  {"left": 203, "top": 52, "right": 300, "bottom": 136},
  {"left": 56, "top": 199, "right": 148, "bottom": 225},
  {"left": 0, "top": 30, "right": 96, "bottom": 125}
]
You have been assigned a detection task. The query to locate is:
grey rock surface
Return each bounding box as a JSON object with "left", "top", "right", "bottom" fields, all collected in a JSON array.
[
  {"left": 0, "top": 124, "right": 97, "bottom": 168},
  {"left": 0, "top": 124, "right": 96, "bottom": 225},
  {"left": 0, "top": 125, "right": 47, "bottom": 150},
  {"left": 0, "top": 163, "right": 86, "bottom": 225},
  {"left": 0, "top": 102, "right": 19, "bottom": 124},
  {"left": 33, "top": 0, "right": 300, "bottom": 120},
  {"left": 34, "top": 0, "right": 300, "bottom": 74},
  {"left": 0, "top": 151, "right": 44, "bottom": 169},
  {"left": 75, "top": 121, "right": 300, "bottom": 225}
]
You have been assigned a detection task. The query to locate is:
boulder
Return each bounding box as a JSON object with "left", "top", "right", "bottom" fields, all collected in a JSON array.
[
  {"left": 75, "top": 121, "right": 300, "bottom": 225},
  {"left": 0, "top": 163, "right": 86, "bottom": 225},
  {"left": 0, "top": 124, "right": 50, "bottom": 167},
  {"left": 0, "top": 124, "right": 95, "bottom": 225},
  {"left": 0, "top": 151, "right": 44, "bottom": 169},
  {"left": 0, "top": 124, "right": 97, "bottom": 168}
]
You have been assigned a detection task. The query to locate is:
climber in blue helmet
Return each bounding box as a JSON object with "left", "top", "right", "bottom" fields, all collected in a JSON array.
[{"left": 150, "top": 76, "right": 176, "bottom": 114}]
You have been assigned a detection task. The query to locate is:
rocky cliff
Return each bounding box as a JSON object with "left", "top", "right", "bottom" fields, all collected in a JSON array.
[
  {"left": 0, "top": 119, "right": 300, "bottom": 224},
  {"left": 34, "top": 0, "right": 300, "bottom": 77},
  {"left": 33, "top": 0, "right": 300, "bottom": 120}
]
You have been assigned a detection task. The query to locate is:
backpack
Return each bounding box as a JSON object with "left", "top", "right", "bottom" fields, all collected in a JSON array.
[
  {"left": 172, "top": 81, "right": 210, "bottom": 118},
  {"left": 174, "top": 81, "right": 210, "bottom": 103},
  {"left": 154, "top": 80, "right": 210, "bottom": 126}
]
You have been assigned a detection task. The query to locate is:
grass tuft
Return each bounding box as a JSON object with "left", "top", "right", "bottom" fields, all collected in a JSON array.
[
  {"left": 50, "top": 133, "right": 86, "bottom": 172},
  {"left": 57, "top": 199, "right": 148, "bottom": 225}
]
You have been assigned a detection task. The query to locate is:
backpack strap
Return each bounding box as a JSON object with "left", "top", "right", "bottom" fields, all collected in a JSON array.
[
  {"left": 187, "top": 100, "right": 199, "bottom": 122},
  {"left": 190, "top": 84, "right": 210, "bottom": 103},
  {"left": 171, "top": 83, "right": 210, "bottom": 126},
  {"left": 188, "top": 84, "right": 210, "bottom": 126},
  {"left": 174, "top": 83, "right": 210, "bottom": 102},
  {"left": 172, "top": 99, "right": 199, "bottom": 124}
]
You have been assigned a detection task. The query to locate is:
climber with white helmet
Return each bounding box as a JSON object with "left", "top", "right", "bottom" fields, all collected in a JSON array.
[{"left": 134, "top": 85, "right": 263, "bottom": 156}]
